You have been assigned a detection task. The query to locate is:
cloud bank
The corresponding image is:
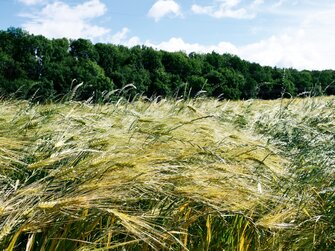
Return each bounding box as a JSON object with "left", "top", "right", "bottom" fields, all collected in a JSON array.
[{"left": 21, "top": 0, "right": 110, "bottom": 40}]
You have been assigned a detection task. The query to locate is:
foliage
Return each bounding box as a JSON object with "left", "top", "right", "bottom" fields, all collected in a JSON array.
[{"left": 1, "top": 28, "right": 335, "bottom": 102}]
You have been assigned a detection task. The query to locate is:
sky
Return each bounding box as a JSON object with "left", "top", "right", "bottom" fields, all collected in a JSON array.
[{"left": 1, "top": 0, "right": 335, "bottom": 70}]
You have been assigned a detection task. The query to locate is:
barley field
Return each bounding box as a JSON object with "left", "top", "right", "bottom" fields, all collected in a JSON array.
[{"left": 0, "top": 96, "right": 334, "bottom": 250}]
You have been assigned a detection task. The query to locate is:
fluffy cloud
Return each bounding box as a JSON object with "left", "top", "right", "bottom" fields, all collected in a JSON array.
[
  {"left": 148, "top": 0, "right": 182, "bottom": 22},
  {"left": 123, "top": 5, "right": 331, "bottom": 70},
  {"left": 239, "top": 33, "right": 315, "bottom": 69},
  {"left": 21, "top": 0, "right": 110, "bottom": 40},
  {"left": 273, "top": 0, "right": 286, "bottom": 8},
  {"left": 239, "top": 8, "right": 335, "bottom": 70},
  {"left": 145, "top": 37, "right": 238, "bottom": 55},
  {"left": 142, "top": 30, "right": 334, "bottom": 70},
  {"left": 110, "top": 27, "right": 141, "bottom": 47},
  {"left": 143, "top": 4, "right": 335, "bottom": 70},
  {"left": 110, "top": 34, "right": 239, "bottom": 56},
  {"left": 191, "top": 0, "right": 255, "bottom": 19},
  {"left": 110, "top": 27, "right": 130, "bottom": 44},
  {"left": 253, "top": 0, "right": 264, "bottom": 5},
  {"left": 19, "top": 0, "right": 45, "bottom": 5}
]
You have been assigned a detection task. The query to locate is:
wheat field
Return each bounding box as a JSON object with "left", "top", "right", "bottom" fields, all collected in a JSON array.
[{"left": 0, "top": 96, "right": 334, "bottom": 250}]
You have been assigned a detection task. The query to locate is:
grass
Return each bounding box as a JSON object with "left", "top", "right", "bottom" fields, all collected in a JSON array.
[{"left": 0, "top": 96, "right": 334, "bottom": 250}]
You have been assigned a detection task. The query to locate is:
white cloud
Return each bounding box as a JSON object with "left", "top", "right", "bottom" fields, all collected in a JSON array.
[
  {"left": 273, "top": 0, "right": 286, "bottom": 8},
  {"left": 191, "top": 0, "right": 255, "bottom": 19},
  {"left": 251, "top": 0, "right": 264, "bottom": 8},
  {"left": 145, "top": 37, "right": 238, "bottom": 55},
  {"left": 143, "top": 27, "right": 334, "bottom": 70},
  {"left": 239, "top": 8, "right": 335, "bottom": 70},
  {"left": 108, "top": 13, "right": 335, "bottom": 70},
  {"left": 239, "top": 32, "right": 315, "bottom": 69},
  {"left": 122, "top": 6, "right": 330, "bottom": 70},
  {"left": 253, "top": 0, "right": 264, "bottom": 5},
  {"left": 142, "top": 5, "right": 335, "bottom": 70},
  {"left": 19, "top": 0, "right": 45, "bottom": 5},
  {"left": 110, "top": 27, "right": 141, "bottom": 47},
  {"left": 21, "top": 0, "right": 110, "bottom": 40},
  {"left": 107, "top": 33, "right": 238, "bottom": 55},
  {"left": 110, "top": 27, "right": 130, "bottom": 44},
  {"left": 148, "top": 0, "right": 182, "bottom": 22}
]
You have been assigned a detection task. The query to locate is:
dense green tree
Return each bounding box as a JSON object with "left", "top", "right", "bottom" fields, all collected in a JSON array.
[
  {"left": 204, "top": 52, "right": 224, "bottom": 69},
  {"left": 120, "top": 65, "right": 150, "bottom": 95},
  {"left": 205, "top": 70, "right": 223, "bottom": 96},
  {"left": 224, "top": 54, "right": 248, "bottom": 75},
  {"left": 243, "top": 62, "right": 264, "bottom": 98},
  {"left": 129, "top": 45, "right": 144, "bottom": 69},
  {"left": 0, "top": 29, "right": 17, "bottom": 56},
  {"left": 291, "top": 70, "right": 313, "bottom": 95},
  {"left": 220, "top": 68, "right": 244, "bottom": 99},
  {"left": 148, "top": 69, "right": 171, "bottom": 96},
  {"left": 71, "top": 60, "right": 113, "bottom": 100},
  {"left": 188, "top": 53, "right": 203, "bottom": 76},
  {"left": 282, "top": 69, "right": 296, "bottom": 96},
  {"left": 51, "top": 38, "right": 70, "bottom": 61},
  {"left": 205, "top": 68, "right": 244, "bottom": 99},
  {"left": 311, "top": 70, "right": 335, "bottom": 95},
  {"left": 142, "top": 47, "right": 163, "bottom": 72},
  {"left": 70, "top": 38, "right": 99, "bottom": 62},
  {"left": 95, "top": 43, "right": 120, "bottom": 77},
  {"left": 161, "top": 51, "right": 191, "bottom": 78},
  {"left": 43, "top": 57, "right": 74, "bottom": 96},
  {"left": 1, "top": 28, "right": 335, "bottom": 102},
  {"left": 187, "top": 75, "right": 207, "bottom": 96}
]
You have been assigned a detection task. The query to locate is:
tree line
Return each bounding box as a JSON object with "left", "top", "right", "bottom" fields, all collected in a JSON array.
[{"left": 1, "top": 27, "right": 334, "bottom": 102}]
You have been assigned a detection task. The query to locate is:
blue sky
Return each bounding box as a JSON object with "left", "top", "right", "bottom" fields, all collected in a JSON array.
[{"left": 1, "top": 0, "right": 335, "bottom": 70}]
